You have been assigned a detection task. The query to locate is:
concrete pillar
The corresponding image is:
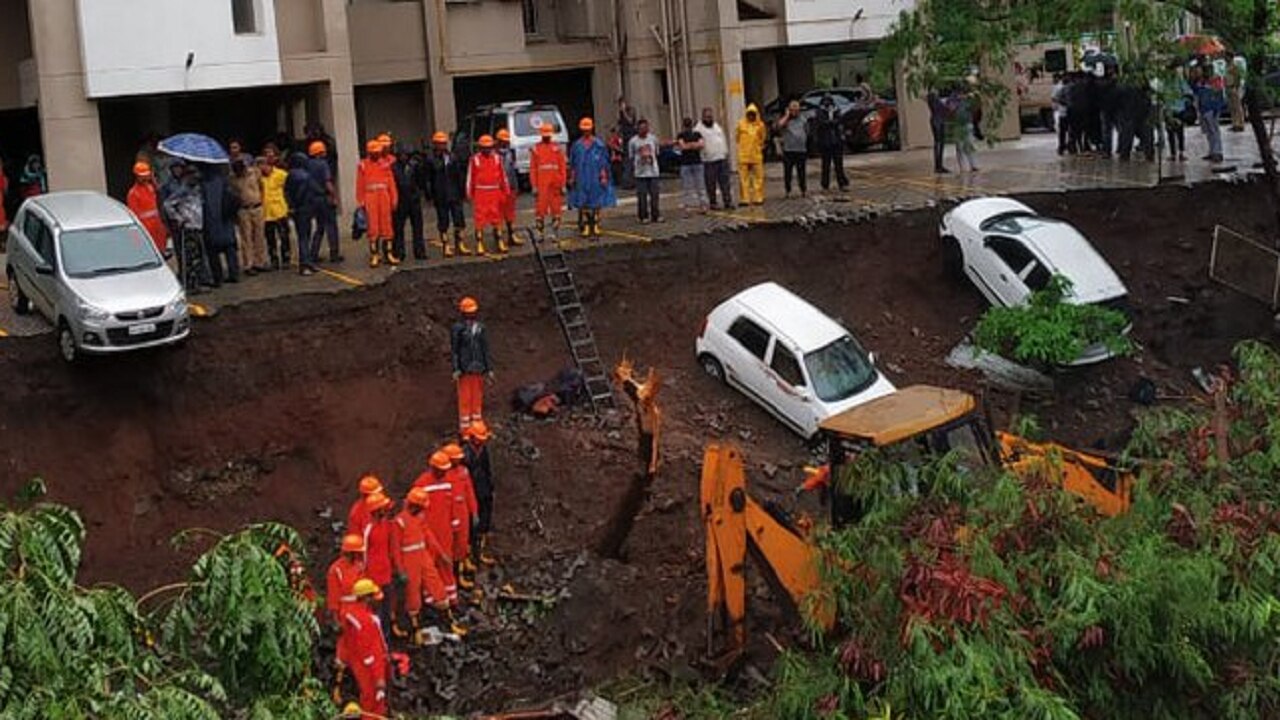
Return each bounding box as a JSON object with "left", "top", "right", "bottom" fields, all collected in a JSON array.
[
  {"left": 896, "top": 64, "right": 932, "bottom": 150},
  {"left": 27, "top": 0, "right": 106, "bottom": 192},
  {"left": 317, "top": 81, "right": 359, "bottom": 214},
  {"left": 422, "top": 0, "right": 457, "bottom": 132}
]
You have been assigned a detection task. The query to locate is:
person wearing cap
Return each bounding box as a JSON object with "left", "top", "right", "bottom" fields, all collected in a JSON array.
[
  {"left": 357, "top": 139, "right": 400, "bottom": 268},
  {"left": 342, "top": 578, "right": 389, "bottom": 719},
  {"left": 347, "top": 474, "right": 384, "bottom": 535},
  {"left": 259, "top": 151, "right": 292, "bottom": 270},
  {"left": 425, "top": 130, "right": 469, "bottom": 258},
  {"left": 495, "top": 129, "right": 524, "bottom": 250},
  {"left": 463, "top": 421, "right": 497, "bottom": 566},
  {"left": 568, "top": 117, "right": 616, "bottom": 240},
  {"left": 391, "top": 143, "right": 427, "bottom": 261},
  {"left": 230, "top": 151, "right": 269, "bottom": 275},
  {"left": 529, "top": 124, "right": 567, "bottom": 237},
  {"left": 413, "top": 451, "right": 460, "bottom": 607},
  {"left": 466, "top": 134, "right": 510, "bottom": 255},
  {"left": 450, "top": 296, "right": 493, "bottom": 431},
  {"left": 127, "top": 161, "right": 168, "bottom": 256},
  {"left": 306, "top": 140, "right": 344, "bottom": 265},
  {"left": 444, "top": 443, "right": 479, "bottom": 589},
  {"left": 390, "top": 487, "right": 451, "bottom": 640}
]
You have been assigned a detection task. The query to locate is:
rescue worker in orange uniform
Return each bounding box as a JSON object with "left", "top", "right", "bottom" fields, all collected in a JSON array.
[
  {"left": 127, "top": 161, "right": 168, "bottom": 255},
  {"left": 326, "top": 533, "right": 366, "bottom": 701},
  {"left": 444, "top": 443, "right": 479, "bottom": 590},
  {"left": 495, "top": 129, "right": 524, "bottom": 250},
  {"left": 362, "top": 492, "right": 395, "bottom": 631},
  {"left": 347, "top": 474, "right": 384, "bottom": 535},
  {"left": 343, "top": 579, "right": 390, "bottom": 719},
  {"left": 357, "top": 139, "right": 400, "bottom": 268},
  {"left": 529, "top": 124, "right": 567, "bottom": 237},
  {"left": 466, "top": 135, "right": 510, "bottom": 255},
  {"left": 451, "top": 296, "right": 493, "bottom": 432},
  {"left": 413, "top": 451, "right": 459, "bottom": 607},
  {"left": 463, "top": 421, "right": 498, "bottom": 566}
]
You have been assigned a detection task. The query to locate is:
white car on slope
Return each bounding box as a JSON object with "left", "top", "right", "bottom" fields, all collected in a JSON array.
[
  {"left": 695, "top": 282, "right": 896, "bottom": 439},
  {"left": 939, "top": 197, "right": 1132, "bottom": 365}
]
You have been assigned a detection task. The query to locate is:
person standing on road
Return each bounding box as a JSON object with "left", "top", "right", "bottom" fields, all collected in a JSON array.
[
  {"left": 230, "top": 154, "right": 269, "bottom": 275},
  {"left": 307, "top": 141, "right": 343, "bottom": 264},
  {"left": 675, "top": 117, "right": 708, "bottom": 212},
  {"left": 425, "top": 132, "right": 469, "bottom": 258},
  {"left": 451, "top": 295, "right": 493, "bottom": 431},
  {"left": 948, "top": 88, "right": 980, "bottom": 173},
  {"left": 259, "top": 153, "right": 291, "bottom": 270},
  {"left": 463, "top": 421, "right": 497, "bottom": 567},
  {"left": 161, "top": 163, "right": 213, "bottom": 292},
  {"left": 736, "top": 104, "right": 767, "bottom": 206},
  {"left": 926, "top": 89, "right": 951, "bottom": 173},
  {"left": 357, "top": 140, "right": 400, "bottom": 268},
  {"left": 628, "top": 118, "right": 662, "bottom": 223},
  {"left": 342, "top": 579, "right": 389, "bottom": 719},
  {"left": 1228, "top": 55, "right": 1247, "bottom": 133},
  {"left": 199, "top": 163, "right": 240, "bottom": 286},
  {"left": 127, "top": 161, "right": 168, "bottom": 255},
  {"left": 1165, "top": 70, "right": 1194, "bottom": 162},
  {"left": 466, "top": 135, "right": 510, "bottom": 256},
  {"left": 617, "top": 97, "right": 639, "bottom": 190},
  {"left": 496, "top": 129, "right": 524, "bottom": 250},
  {"left": 813, "top": 94, "right": 849, "bottom": 192},
  {"left": 567, "top": 117, "right": 616, "bottom": 240},
  {"left": 391, "top": 144, "right": 428, "bottom": 262},
  {"left": 776, "top": 100, "right": 809, "bottom": 198},
  {"left": 699, "top": 108, "right": 733, "bottom": 209},
  {"left": 286, "top": 151, "right": 324, "bottom": 276},
  {"left": 530, "top": 124, "right": 567, "bottom": 235},
  {"left": 1192, "top": 62, "right": 1226, "bottom": 163}
]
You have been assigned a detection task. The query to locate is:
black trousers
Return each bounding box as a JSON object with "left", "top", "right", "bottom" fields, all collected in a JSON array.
[
  {"left": 434, "top": 201, "right": 466, "bottom": 233},
  {"left": 311, "top": 203, "right": 340, "bottom": 261},
  {"left": 820, "top": 147, "right": 848, "bottom": 190},
  {"left": 265, "top": 219, "right": 291, "bottom": 265},
  {"left": 635, "top": 177, "right": 660, "bottom": 221},
  {"left": 393, "top": 199, "right": 425, "bottom": 258},
  {"left": 782, "top": 151, "right": 807, "bottom": 195},
  {"left": 476, "top": 492, "right": 494, "bottom": 534},
  {"left": 930, "top": 120, "right": 947, "bottom": 170},
  {"left": 1166, "top": 118, "right": 1186, "bottom": 156},
  {"left": 704, "top": 159, "right": 733, "bottom": 208}
]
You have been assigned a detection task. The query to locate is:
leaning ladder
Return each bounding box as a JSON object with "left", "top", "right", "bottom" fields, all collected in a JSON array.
[{"left": 528, "top": 229, "right": 616, "bottom": 413}]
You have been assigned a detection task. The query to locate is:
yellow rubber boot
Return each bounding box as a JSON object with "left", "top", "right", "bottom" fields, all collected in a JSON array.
[
  {"left": 508, "top": 223, "right": 523, "bottom": 246},
  {"left": 496, "top": 229, "right": 509, "bottom": 254},
  {"left": 368, "top": 241, "right": 380, "bottom": 268},
  {"left": 475, "top": 230, "right": 488, "bottom": 256},
  {"left": 384, "top": 240, "right": 401, "bottom": 267},
  {"left": 456, "top": 229, "right": 473, "bottom": 256},
  {"left": 443, "top": 235, "right": 454, "bottom": 258}
]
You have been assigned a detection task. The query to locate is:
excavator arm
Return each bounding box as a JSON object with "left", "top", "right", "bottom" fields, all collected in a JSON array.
[{"left": 703, "top": 443, "right": 832, "bottom": 660}]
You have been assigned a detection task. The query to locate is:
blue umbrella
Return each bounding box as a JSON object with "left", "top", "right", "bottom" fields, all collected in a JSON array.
[{"left": 158, "top": 133, "right": 230, "bottom": 164}]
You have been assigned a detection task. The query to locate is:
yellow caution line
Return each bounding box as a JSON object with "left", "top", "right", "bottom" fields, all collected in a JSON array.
[
  {"left": 600, "top": 228, "right": 652, "bottom": 243},
  {"left": 707, "top": 209, "right": 769, "bottom": 224},
  {"left": 317, "top": 267, "right": 366, "bottom": 287}
]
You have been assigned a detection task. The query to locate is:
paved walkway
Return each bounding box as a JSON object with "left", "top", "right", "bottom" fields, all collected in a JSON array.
[{"left": 0, "top": 129, "right": 1266, "bottom": 339}]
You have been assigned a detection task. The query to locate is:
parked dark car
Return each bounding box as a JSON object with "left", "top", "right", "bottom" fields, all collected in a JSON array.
[{"left": 763, "top": 87, "right": 899, "bottom": 158}]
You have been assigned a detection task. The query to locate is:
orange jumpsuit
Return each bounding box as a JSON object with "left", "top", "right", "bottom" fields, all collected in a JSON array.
[
  {"left": 347, "top": 498, "right": 373, "bottom": 537},
  {"left": 326, "top": 556, "right": 364, "bottom": 666},
  {"left": 450, "top": 464, "right": 479, "bottom": 560},
  {"left": 414, "top": 471, "right": 458, "bottom": 603},
  {"left": 390, "top": 509, "right": 448, "bottom": 614},
  {"left": 467, "top": 153, "right": 509, "bottom": 230},
  {"left": 127, "top": 181, "right": 167, "bottom": 254},
  {"left": 342, "top": 603, "right": 389, "bottom": 719},
  {"left": 530, "top": 142, "right": 567, "bottom": 222},
  {"left": 362, "top": 517, "right": 394, "bottom": 588},
  {"left": 357, "top": 157, "right": 398, "bottom": 241}
]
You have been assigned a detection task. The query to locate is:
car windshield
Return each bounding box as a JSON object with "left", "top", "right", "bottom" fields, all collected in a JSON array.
[
  {"left": 979, "top": 211, "right": 1062, "bottom": 234},
  {"left": 60, "top": 224, "right": 161, "bottom": 278},
  {"left": 804, "top": 335, "right": 877, "bottom": 403},
  {"left": 514, "top": 110, "right": 562, "bottom": 137}
]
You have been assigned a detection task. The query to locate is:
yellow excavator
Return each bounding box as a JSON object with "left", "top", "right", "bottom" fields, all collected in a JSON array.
[{"left": 702, "top": 385, "right": 1132, "bottom": 658}]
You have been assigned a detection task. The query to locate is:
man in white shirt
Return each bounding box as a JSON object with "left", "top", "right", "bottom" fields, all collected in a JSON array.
[{"left": 698, "top": 107, "right": 733, "bottom": 209}]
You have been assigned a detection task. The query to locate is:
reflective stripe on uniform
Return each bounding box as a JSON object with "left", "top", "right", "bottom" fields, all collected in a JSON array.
[
  {"left": 451, "top": 519, "right": 461, "bottom": 527},
  {"left": 366, "top": 183, "right": 389, "bottom": 190},
  {"left": 421, "top": 483, "right": 451, "bottom": 492},
  {"left": 401, "top": 542, "right": 425, "bottom": 552},
  {"left": 340, "top": 594, "right": 357, "bottom": 602},
  {"left": 474, "top": 184, "right": 501, "bottom": 190}
]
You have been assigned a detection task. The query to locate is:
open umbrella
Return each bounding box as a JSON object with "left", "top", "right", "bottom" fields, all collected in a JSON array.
[
  {"left": 1178, "top": 34, "right": 1227, "bottom": 57},
  {"left": 158, "top": 133, "right": 229, "bottom": 164}
]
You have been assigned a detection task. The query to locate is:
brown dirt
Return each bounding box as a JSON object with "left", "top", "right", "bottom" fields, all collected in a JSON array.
[{"left": 0, "top": 180, "right": 1275, "bottom": 713}]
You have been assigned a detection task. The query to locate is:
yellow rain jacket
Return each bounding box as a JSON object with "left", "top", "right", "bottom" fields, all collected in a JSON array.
[{"left": 735, "top": 104, "right": 768, "bottom": 164}]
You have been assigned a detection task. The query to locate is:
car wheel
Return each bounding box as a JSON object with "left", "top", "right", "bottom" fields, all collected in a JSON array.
[
  {"left": 942, "top": 236, "right": 964, "bottom": 280},
  {"left": 699, "top": 354, "right": 725, "bottom": 384},
  {"left": 57, "top": 320, "right": 78, "bottom": 364},
  {"left": 6, "top": 268, "right": 30, "bottom": 315},
  {"left": 885, "top": 120, "right": 901, "bottom": 151}
]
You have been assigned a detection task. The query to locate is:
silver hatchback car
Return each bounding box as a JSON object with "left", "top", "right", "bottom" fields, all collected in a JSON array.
[{"left": 5, "top": 191, "right": 190, "bottom": 362}]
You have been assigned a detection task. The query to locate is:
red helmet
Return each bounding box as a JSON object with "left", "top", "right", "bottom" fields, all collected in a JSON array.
[
  {"left": 464, "top": 420, "right": 492, "bottom": 441},
  {"left": 429, "top": 451, "right": 452, "bottom": 471},
  {"left": 358, "top": 474, "right": 383, "bottom": 495},
  {"left": 477, "top": 135, "right": 495, "bottom": 149},
  {"left": 407, "top": 487, "right": 430, "bottom": 507},
  {"left": 458, "top": 296, "right": 479, "bottom": 314},
  {"left": 443, "top": 443, "right": 465, "bottom": 462},
  {"left": 364, "top": 491, "right": 392, "bottom": 511}
]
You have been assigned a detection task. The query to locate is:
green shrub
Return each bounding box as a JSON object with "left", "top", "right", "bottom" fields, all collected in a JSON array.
[{"left": 972, "top": 275, "right": 1133, "bottom": 366}]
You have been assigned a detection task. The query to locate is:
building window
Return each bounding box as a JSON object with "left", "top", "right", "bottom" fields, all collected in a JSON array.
[
  {"left": 522, "top": 0, "right": 540, "bottom": 36},
  {"left": 232, "top": 0, "right": 259, "bottom": 35},
  {"left": 656, "top": 69, "right": 670, "bottom": 106}
]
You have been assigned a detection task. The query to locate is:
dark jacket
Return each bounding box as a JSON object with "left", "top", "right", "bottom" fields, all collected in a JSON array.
[
  {"left": 813, "top": 106, "right": 843, "bottom": 151},
  {"left": 451, "top": 319, "right": 491, "bottom": 374},
  {"left": 425, "top": 153, "right": 466, "bottom": 205},
  {"left": 199, "top": 167, "right": 236, "bottom": 249},
  {"left": 306, "top": 156, "right": 336, "bottom": 207},
  {"left": 463, "top": 443, "right": 493, "bottom": 497},
  {"left": 393, "top": 155, "right": 427, "bottom": 205},
  {"left": 285, "top": 153, "right": 325, "bottom": 214}
]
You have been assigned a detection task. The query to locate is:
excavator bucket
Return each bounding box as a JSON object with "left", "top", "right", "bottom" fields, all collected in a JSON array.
[{"left": 703, "top": 443, "right": 748, "bottom": 656}]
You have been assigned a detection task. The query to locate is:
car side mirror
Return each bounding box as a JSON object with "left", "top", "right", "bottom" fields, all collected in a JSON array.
[{"left": 34, "top": 263, "right": 54, "bottom": 276}]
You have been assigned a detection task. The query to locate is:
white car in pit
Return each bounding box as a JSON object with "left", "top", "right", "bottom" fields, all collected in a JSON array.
[{"left": 939, "top": 197, "right": 1132, "bottom": 365}]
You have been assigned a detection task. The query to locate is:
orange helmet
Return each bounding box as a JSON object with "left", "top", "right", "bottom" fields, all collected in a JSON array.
[
  {"left": 308, "top": 140, "right": 327, "bottom": 157},
  {"left": 477, "top": 135, "right": 495, "bottom": 149},
  {"left": 406, "top": 487, "right": 430, "bottom": 507},
  {"left": 364, "top": 491, "right": 392, "bottom": 511},
  {"left": 443, "top": 443, "right": 465, "bottom": 462},
  {"left": 133, "top": 161, "right": 153, "bottom": 178},
  {"left": 458, "top": 296, "right": 479, "bottom": 314},
  {"left": 496, "top": 129, "right": 511, "bottom": 143},
  {"left": 429, "top": 451, "right": 452, "bottom": 471},
  {"left": 539, "top": 124, "right": 555, "bottom": 138},
  {"left": 464, "top": 420, "right": 492, "bottom": 441},
  {"left": 578, "top": 117, "right": 594, "bottom": 132},
  {"left": 365, "top": 139, "right": 382, "bottom": 154},
  {"left": 358, "top": 474, "right": 383, "bottom": 495},
  {"left": 377, "top": 133, "right": 392, "bottom": 148},
  {"left": 341, "top": 534, "right": 365, "bottom": 553},
  {"left": 432, "top": 131, "right": 449, "bottom": 144}
]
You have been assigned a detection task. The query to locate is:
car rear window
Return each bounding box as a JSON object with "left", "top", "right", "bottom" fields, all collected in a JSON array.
[{"left": 514, "top": 110, "right": 562, "bottom": 137}]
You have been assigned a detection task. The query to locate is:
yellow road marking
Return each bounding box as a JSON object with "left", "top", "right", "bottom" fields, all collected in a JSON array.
[
  {"left": 708, "top": 208, "right": 769, "bottom": 224},
  {"left": 601, "top": 228, "right": 652, "bottom": 243},
  {"left": 317, "top": 267, "right": 366, "bottom": 287}
]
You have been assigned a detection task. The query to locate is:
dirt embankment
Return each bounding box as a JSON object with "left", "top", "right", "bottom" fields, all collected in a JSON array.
[{"left": 0, "top": 181, "right": 1273, "bottom": 712}]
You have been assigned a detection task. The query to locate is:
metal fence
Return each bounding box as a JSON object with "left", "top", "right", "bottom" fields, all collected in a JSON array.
[{"left": 1210, "top": 225, "right": 1280, "bottom": 309}]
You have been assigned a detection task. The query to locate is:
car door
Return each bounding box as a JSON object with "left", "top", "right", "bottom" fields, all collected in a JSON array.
[
  {"left": 975, "top": 235, "right": 1037, "bottom": 306},
  {"left": 723, "top": 314, "right": 776, "bottom": 406},
  {"left": 765, "top": 342, "right": 815, "bottom": 434},
  {"left": 18, "top": 210, "right": 58, "bottom": 318}
]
